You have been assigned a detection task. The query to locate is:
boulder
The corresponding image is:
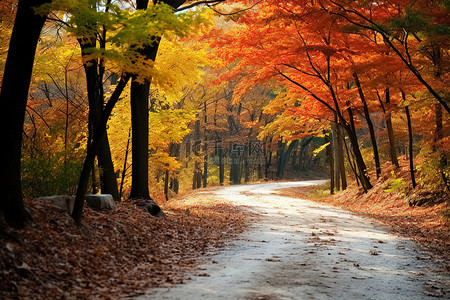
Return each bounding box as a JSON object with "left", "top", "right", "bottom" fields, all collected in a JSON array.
[
  {"left": 134, "top": 199, "right": 166, "bottom": 217},
  {"left": 85, "top": 194, "right": 116, "bottom": 211},
  {"left": 36, "top": 195, "right": 75, "bottom": 214}
]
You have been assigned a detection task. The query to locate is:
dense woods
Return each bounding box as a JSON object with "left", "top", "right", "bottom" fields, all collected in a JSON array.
[
  {"left": 0, "top": 0, "right": 448, "bottom": 223},
  {"left": 0, "top": 0, "right": 448, "bottom": 297}
]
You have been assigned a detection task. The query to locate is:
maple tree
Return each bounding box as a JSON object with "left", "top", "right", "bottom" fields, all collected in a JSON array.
[{"left": 205, "top": 0, "right": 448, "bottom": 194}]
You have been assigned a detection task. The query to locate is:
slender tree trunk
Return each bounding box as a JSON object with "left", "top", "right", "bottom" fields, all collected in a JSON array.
[
  {"left": 119, "top": 127, "right": 131, "bottom": 200},
  {"left": 164, "top": 170, "right": 169, "bottom": 201},
  {"left": 80, "top": 39, "right": 119, "bottom": 200},
  {"left": 203, "top": 102, "right": 208, "bottom": 187},
  {"left": 433, "top": 103, "right": 449, "bottom": 189},
  {"left": 384, "top": 88, "right": 399, "bottom": 168},
  {"left": 218, "top": 143, "right": 224, "bottom": 185},
  {"left": 404, "top": 105, "right": 417, "bottom": 188},
  {"left": 354, "top": 73, "right": 381, "bottom": 178},
  {"left": 0, "top": 0, "right": 50, "bottom": 227},
  {"left": 337, "top": 124, "right": 347, "bottom": 190},
  {"left": 72, "top": 74, "right": 131, "bottom": 224},
  {"left": 325, "top": 132, "right": 335, "bottom": 195},
  {"left": 328, "top": 75, "right": 371, "bottom": 191},
  {"left": 168, "top": 143, "right": 180, "bottom": 194},
  {"left": 332, "top": 120, "right": 341, "bottom": 191}
]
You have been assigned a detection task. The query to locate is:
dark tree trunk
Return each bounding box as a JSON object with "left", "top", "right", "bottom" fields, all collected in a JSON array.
[
  {"left": 404, "top": 105, "right": 417, "bottom": 188},
  {"left": 119, "top": 127, "right": 131, "bottom": 200},
  {"left": 129, "top": 0, "right": 162, "bottom": 199},
  {"left": 243, "top": 145, "right": 250, "bottom": 182},
  {"left": 336, "top": 124, "right": 347, "bottom": 190},
  {"left": 203, "top": 102, "right": 208, "bottom": 188},
  {"left": 0, "top": 0, "right": 50, "bottom": 227},
  {"left": 277, "top": 140, "right": 298, "bottom": 179},
  {"left": 299, "top": 137, "right": 313, "bottom": 171},
  {"left": 434, "top": 103, "right": 449, "bottom": 189},
  {"left": 168, "top": 143, "right": 180, "bottom": 194},
  {"left": 384, "top": 88, "right": 399, "bottom": 168},
  {"left": 192, "top": 120, "right": 202, "bottom": 189},
  {"left": 218, "top": 144, "right": 224, "bottom": 185},
  {"left": 164, "top": 170, "right": 169, "bottom": 201},
  {"left": 325, "top": 132, "right": 335, "bottom": 195},
  {"left": 328, "top": 75, "right": 371, "bottom": 191},
  {"left": 72, "top": 74, "right": 131, "bottom": 224},
  {"left": 354, "top": 73, "right": 381, "bottom": 179},
  {"left": 332, "top": 121, "right": 341, "bottom": 191},
  {"left": 129, "top": 76, "right": 154, "bottom": 199},
  {"left": 79, "top": 37, "right": 119, "bottom": 201}
]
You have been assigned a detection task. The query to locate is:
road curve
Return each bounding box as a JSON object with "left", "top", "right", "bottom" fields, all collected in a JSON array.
[{"left": 138, "top": 181, "right": 449, "bottom": 300}]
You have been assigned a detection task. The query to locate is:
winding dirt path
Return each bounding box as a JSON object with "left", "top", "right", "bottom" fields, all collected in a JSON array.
[{"left": 138, "top": 181, "right": 449, "bottom": 299}]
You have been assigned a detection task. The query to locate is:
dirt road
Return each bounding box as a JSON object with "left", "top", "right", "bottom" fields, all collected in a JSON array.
[{"left": 138, "top": 181, "right": 449, "bottom": 299}]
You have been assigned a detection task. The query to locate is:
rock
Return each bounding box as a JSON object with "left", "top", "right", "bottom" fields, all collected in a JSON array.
[
  {"left": 36, "top": 195, "right": 75, "bottom": 214},
  {"left": 36, "top": 194, "right": 116, "bottom": 213},
  {"left": 85, "top": 194, "right": 116, "bottom": 211},
  {"left": 134, "top": 199, "right": 166, "bottom": 217}
]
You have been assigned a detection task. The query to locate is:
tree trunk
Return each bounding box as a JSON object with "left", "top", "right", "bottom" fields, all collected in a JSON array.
[
  {"left": 164, "top": 170, "right": 169, "bottom": 201},
  {"left": 434, "top": 103, "right": 449, "bottom": 189},
  {"left": 72, "top": 74, "right": 131, "bottom": 224},
  {"left": 119, "top": 127, "right": 131, "bottom": 200},
  {"left": 0, "top": 0, "right": 50, "bottom": 227},
  {"left": 129, "top": 76, "right": 153, "bottom": 199},
  {"left": 354, "top": 73, "right": 381, "bottom": 178},
  {"left": 218, "top": 143, "right": 224, "bottom": 185},
  {"left": 332, "top": 121, "right": 341, "bottom": 191},
  {"left": 80, "top": 38, "right": 119, "bottom": 201},
  {"left": 336, "top": 124, "right": 347, "bottom": 190},
  {"left": 385, "top": 88, "right": 399, "bottom": 168},
  {"left": 325, "top": 131, "right": 335, "bottom": 195},
  {"left": 404, "top": 105, "right": 417, "bottom": 188},
  {"left": 129, "top": 0, "right": 161, "bottom": 200}
]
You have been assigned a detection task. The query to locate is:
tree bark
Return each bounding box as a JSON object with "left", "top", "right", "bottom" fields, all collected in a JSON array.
[
  {"left": 129, "top": 0, "right": 161, "bottom": 200},
  {"left": 405, "top": 105, "right": 417, "bottom": 188},
  {"left": 119, "top": 127, "right": 131, "bottom": 200},
  {"left": 72, "top": 74, "right": 131, "bottom": 224},
  {"left": 325, "top": 132, "right": 335, "bottom": 195},
  {"left": 434, "top": 103, "right": 449, "bottom": 189},
  {"left": 0, "top": 0, "right": 50, "bottom": 227},
  {"left": 336, "top": 124, "right": 347, "bottom": 190},
  {"left": 218, "top": 142, "right": 224, "bottom": 185},
  {"left": 354, "top": 73, "right": 381, "bottom": 178},
  {"left": 384, "top": 88, "right": 399, "bottom": 168},
  {"left": 80, "top": 39, "right": 119, "bottom": 201},
  {"left": 332, "top": 121, "right": 341, "bottom": 191}
]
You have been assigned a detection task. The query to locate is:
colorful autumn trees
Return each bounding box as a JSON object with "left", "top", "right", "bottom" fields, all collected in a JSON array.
[
  {"left": 0, "top": 0, "right": 214, "bottom": 226},
  {"left": 208, "top": 0, "right": 449, "bottom": 193}
]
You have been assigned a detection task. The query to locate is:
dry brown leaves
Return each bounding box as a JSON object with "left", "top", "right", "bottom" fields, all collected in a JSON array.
[
  {"left": 279, "top": 159, "right": 450, "bottom": 273},
  {"left": 0, "top": 192, "right": 247, "bottom": 299}
]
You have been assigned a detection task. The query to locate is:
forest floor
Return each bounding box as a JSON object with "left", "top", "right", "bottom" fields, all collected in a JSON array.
[
  {"left": 0, "top": 193, "right": 248, "bottom": 299},
  {"left": 1, "top": 164, "right": 449, "bottom": 299}
]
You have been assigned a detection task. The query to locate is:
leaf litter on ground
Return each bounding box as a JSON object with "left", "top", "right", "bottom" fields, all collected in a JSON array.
[{"left": 0, "top": 192, "right": 248, "bottom": 299}]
